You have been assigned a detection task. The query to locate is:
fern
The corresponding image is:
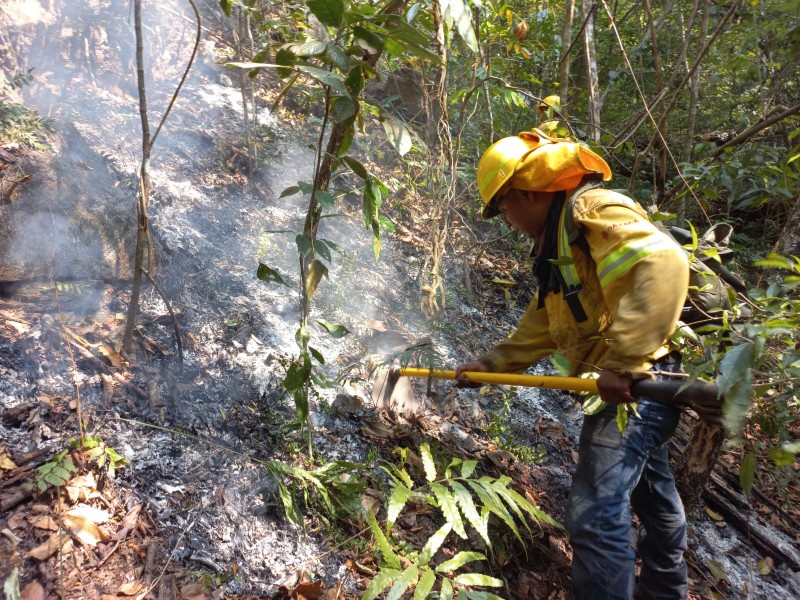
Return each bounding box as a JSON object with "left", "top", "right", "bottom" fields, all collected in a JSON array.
[{"left": 362, "top": 445, "right": 560, "bottom": 599}]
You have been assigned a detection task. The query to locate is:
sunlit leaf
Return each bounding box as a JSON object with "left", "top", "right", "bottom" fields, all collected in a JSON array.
[
  {"left": 453, "top": 573, "right": 503, "bottom": 587},
  {"left": 466, "top": 480, "right": 522, "bottom": 544},
  {"left": 362, "top": 567, "right": 402, "bottom": 600},
  {"left": 419, "top": 522, "right": 452, "bottom": 566},
  {"left": 413, "top": 568, "right": 436, "bottom": 600},
  {"left": 449, "top": 480, "right": 489, "bottom": 545},
  {"left": 381, "top": 113, "right": 413, "bottom": 156},
  {"left": 616, "top": 404, "right": 629, "bottom": 433},
  {"left": 386, "top": 484, "right": 413, "bottom": 529},
  {"left": 420, "top": 443, "right": 437, "bottom": 482},
  {"left": 386, "top": 564, "right": 418, "bottom": 600},
  {"left": 366, "top": 511, "right": 401, "bottom": 569},
  {"left": 304, "top": 259, "right": 328, "bottom": 300},
  {"left": 314, "top": 319, "right": 350, "bottom": 338},
  {"left": 436, "top": 551, "right": 486, "bottom": 573},
  {"left": 460, "top": 459, "right": 477, "bottom": 479},
  {"left": 440, "top": 579, "right": 454, "bottom": 600},
  {"left": 430, "top": 483, "right": 466, "bottom": 539}
]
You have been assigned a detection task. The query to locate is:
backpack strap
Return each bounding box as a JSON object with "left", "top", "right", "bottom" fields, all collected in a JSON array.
[{"left": 554, "top": 180, "right": 603, "bottom": 323}]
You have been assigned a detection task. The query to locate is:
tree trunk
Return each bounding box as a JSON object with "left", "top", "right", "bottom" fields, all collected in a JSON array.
[
  {"left": 122, "top": 0, "right": 152, "bottom": 356},
  {"left": 678, "top": 0, "right": 709, "bottom": 226},
  {"left": 674, "top": 418, "right": 725, "bottom": 513},
  {"left": 559, "top": 0, "right": 575, "bottom": 108},
  {"left": 581, "top": 0, "right": 599, "bottom": 142},
  {"left": 421, "top": 0, "right": 455, "bottom": 314}
]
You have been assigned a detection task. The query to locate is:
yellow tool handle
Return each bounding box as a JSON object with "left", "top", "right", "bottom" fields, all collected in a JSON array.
[{"left": 399, "top": 367, "right": 600, "bottom": 393}]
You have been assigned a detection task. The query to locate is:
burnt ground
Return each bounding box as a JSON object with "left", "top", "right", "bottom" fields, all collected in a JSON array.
[{"left": 2, "top": 3, "right": 800, "bottom": 600}]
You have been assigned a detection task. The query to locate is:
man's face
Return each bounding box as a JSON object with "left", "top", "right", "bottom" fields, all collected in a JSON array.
[{"left": 496, "top": 189, "right": 555, "bottom": 238}]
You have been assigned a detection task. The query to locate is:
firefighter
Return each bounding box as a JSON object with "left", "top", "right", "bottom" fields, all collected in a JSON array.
[{"left": 457, "top": 129, "right": 690, "bottom": 599}]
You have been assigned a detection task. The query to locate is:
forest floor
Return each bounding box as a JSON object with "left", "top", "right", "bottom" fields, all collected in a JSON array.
[{"left": 2, "top": 3, "right": 800, "bottom": 600}]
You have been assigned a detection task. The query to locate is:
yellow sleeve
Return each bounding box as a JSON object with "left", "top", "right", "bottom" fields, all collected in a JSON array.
[
  {"left": 479, "top": 297, "right": 555, "bottom": 373},
  {"left": 576, "top": 199, "right": 690, "bottom": 375}
]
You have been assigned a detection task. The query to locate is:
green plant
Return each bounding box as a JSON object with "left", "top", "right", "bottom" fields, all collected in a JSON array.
[
  {"left": 485, "top": 390, "right": 546, "bottom": 463},
  {"left": 36, "top": 450, "right": 77, "bottom": 493},
  {"left": 68, "top": 436, "right": 129, "bottom": 478},
  {"left": 679, "top": 253, "right": 800, "bottom": 495},
  {"left": 269, "top": 459, "right": 367, "bottom": 530},
  {"left": 364, "top": 443, "right": 560, "bottom": 599}
]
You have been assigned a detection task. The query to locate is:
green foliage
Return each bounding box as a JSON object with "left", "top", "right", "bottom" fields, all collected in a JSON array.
[
  {"left": 366, "top": 443, "right": 559, "bottom": 599},
  {"left": 268, "top": 458, "right": 367, "bottom": 530},
  {"left": 1, "top": 69, "right": 51, "bottom": 149},
  {"left": 36, "top": 449, "right": 77, "bottom": 493},
  {"left": 68, "top": 436, "right": 129, "bottom": 478},
  {"left": 484, "top": 390, "right": 546, "bottom": 463},
  {"left": 682, "top": 254, "right": 800, "bottom": 488}
]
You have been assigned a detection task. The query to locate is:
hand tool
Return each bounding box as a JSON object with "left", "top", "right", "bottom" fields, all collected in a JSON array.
[{"left": 391, "top": 366, "right": 723, "bottom": 423}]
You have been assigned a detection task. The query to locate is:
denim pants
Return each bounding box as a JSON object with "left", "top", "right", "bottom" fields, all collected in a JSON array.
[{"left": 565, "top": 362, "right": 688, "bottom": 600}]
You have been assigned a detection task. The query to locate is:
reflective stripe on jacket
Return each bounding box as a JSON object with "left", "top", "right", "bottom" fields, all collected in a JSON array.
[{"left": 479, "top": 188, "right": 689, "bottom": 378}]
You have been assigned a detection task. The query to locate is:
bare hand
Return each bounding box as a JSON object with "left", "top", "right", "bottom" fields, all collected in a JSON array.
[
  {"left": 597, "top": 370, "right": 636, "bottom": 404},
  {"left": 454, "top": 361, "right": 490, "bottom": 388}
]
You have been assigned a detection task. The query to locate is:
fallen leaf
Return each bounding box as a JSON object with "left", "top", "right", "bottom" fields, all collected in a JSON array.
[
  {"left": 6, "top": 320, "right": 30, "bottom": 334},
  {"left": 117, "top": 580, "right": 142, "bottom": 596},
  {"left": 704, "top": 558, "right": 730, "bottom": 584},
  {"left": 8, "top": 511, "right": 27, "bottom": 529},
  {"left": 27, "top": 533, "right": 70, "bottom": 560},
  {"left": 0, "top": 452, "right": 17, "bottom": 469},
  {"left": 704, "top": 507, "right": 724, "bottom": 521},
  {"left": 571, "top": 450, "right": 579, "bottom": 464},
  {"left": 67, "top": 504, "right": 111, "bottom": 524},
  {"left": 293, "top": 579, "right": 323, "bottom": 600},
  {"left": 179, "top": 582, "right": 207, "bottom": 600},
  {"left": 21, "top": 581, "right": 45, "bottom": 600},
  {"left": 65, "top": 473, "right": 101, "bottom": 502},
  {"left": 29, "top": 515, "right": 58, "bottom": 531},
  {"left": 64, "top": 513, "right": 109, "bottom": 547}
]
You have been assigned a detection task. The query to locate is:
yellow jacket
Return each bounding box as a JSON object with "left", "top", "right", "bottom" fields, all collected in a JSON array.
[{"left": 479, "top": 188, "right": 689, "bottom": 378}]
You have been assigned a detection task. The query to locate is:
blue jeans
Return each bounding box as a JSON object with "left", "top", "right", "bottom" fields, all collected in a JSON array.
[{"left": 565, "top": 363, "right": 688, "bottom": 600}]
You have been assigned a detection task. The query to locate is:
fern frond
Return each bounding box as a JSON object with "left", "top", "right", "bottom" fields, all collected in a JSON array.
[
  {"left": 453, "top": 573, "right": 504, "bottom": 587},
  {"left": 413, "top": 569, "right": 437, "bottom": 600},
  {"left": 386, "top": 483, "right": 414, "bottom": 530},
  {"left": 420, "top": 443, "right": 437, "bottom": 483},
  {"left": 435, "top": 551, "right": 486, "bottom": 573},
  {"left": 386, "top": 564, "right": 419, "bottom": 600},
  {"left": 460, "top": 591, "right": 506, "bottom": 600},
  {"left": 485, "top": 477, "right": 532, "bottom": 536},
  {"left": 366, "top": 510, "right": 401, "bottom": 569},
  {"left": 362, "top": 568, "right": 402, "bottom": 600},
  {"left": 430, "top": 483, "right": 466, "bottom": 539},
  {"left": 449, "top": 480, "right": 490, "bottom": 545},
  {"left": 460, "top": 459, "right": 477, "bottom": 479},
  {"left": 419, "top": 521, "right": 453, "bottom": 566},
  {"left": 466, "top": 480, "right": 523, "bottom": 545},
  {"left": 503, "top": 487, "right": 563, "bottom": 529}
]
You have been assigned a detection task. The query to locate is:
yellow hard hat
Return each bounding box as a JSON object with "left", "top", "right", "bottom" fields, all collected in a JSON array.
[
  {"left": 477, "top": 129, "right": 612, "bottom": 219},
  {"left": 537, "top": 95, "right": 561, "bottom": 114}
]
